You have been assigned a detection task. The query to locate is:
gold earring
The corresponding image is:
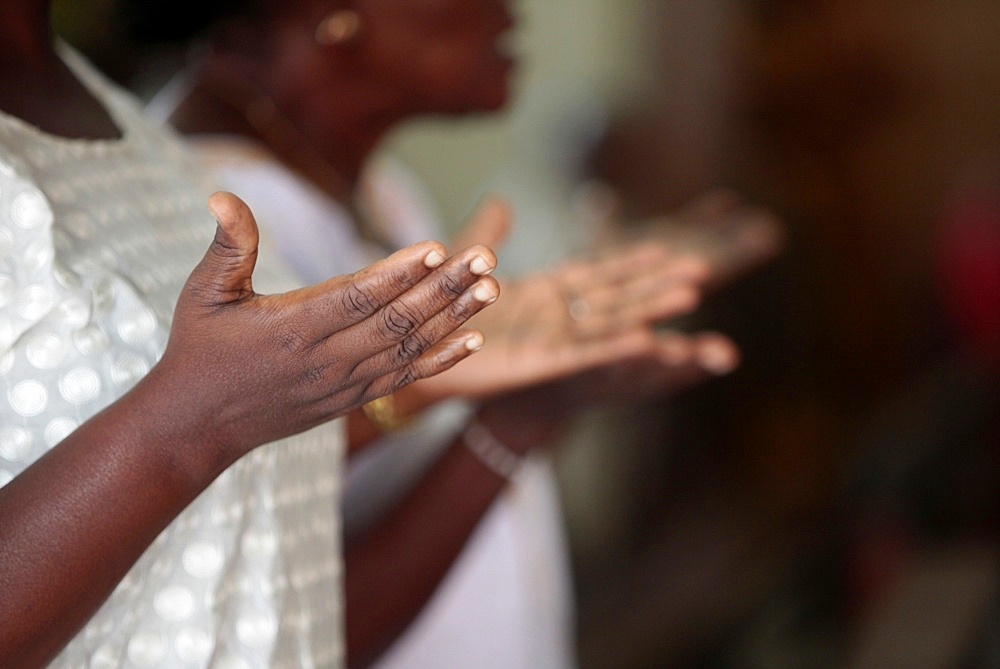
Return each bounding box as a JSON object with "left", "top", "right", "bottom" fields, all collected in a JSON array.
[{"left": 315, "top": 9, "right": 362, "bottom": 46}]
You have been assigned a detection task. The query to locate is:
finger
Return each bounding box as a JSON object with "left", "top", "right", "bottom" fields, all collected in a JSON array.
[
  {"left": 555, "top": 242, "right": 668, "bottom": 283},
  {"left": 285, "top": 239, "right": 454, "bottom": 341},
  {"left": 187, "top": 191, "right": 260, "bottom": 305},
  {"left": 630, "top": 332, "right": 714, "bottom": 394},
  {"left": 713, "top": 207, "right": 785, "bottom": 269},
  {"left": 576, "top": 282, "right": 701, "bottom": 337},
  {"left": 545, "top": 327, "right": 658, "bottom": 384},
  {"left": 651, "top": 330, "right": 698, "bottom": 365},
  {"left": 634, "top": 331, "right": 739, "bottom": 395},
  {"left": 332, "top": 245, "right": 498, "bottom": 356},
  {"left": 691, "top": 332, "right": 740, "bottom": 375},
  {"left": 559, "top": 242, "right": 709, "bottom": 294},
  {"left": 580, "top": 255, "right": 706, "bottom": 313},
  {"left": 344, "top": 275, "right": 499, "bottom": 381},
  {"left": 360, "top": 328, "right": 487, "bottom": 401},
  {"left": 565, "top": 257, "right": 707, "bottom": 336},
  {"left": 450, "top": 196, "right": 513, "bottom": 253},
  {"left": 305, "top": 328, "right": 485, "bottom": 415},
  {"left": 549, "top": 244, "right": 679, "bottom": 328}
]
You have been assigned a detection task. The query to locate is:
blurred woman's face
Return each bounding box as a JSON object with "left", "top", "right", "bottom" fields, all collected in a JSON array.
[{"left": 356, "top": 0, "right": 517, "bottom": 114}]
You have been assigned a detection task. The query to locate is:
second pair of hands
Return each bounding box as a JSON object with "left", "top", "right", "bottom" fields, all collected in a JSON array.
[{"left": 391, "top": 198, "right": 744, "bottom": 453}]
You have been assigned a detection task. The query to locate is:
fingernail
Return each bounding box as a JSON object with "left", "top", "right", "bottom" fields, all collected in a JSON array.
[
  {"left": 424, "top": 250, "right": 446, "bottom": 268},
  {"left": 472, "top": 282, "right": 498, "bottom": 303},
  {"left": 699, "top": 343, "right": 737, "bottom": 375},
  {"left": 465, "top": 333, "right": 485, "bottom": 351},
  {"left": 470, "top": 255, "right": 494, "bottom": 275}
]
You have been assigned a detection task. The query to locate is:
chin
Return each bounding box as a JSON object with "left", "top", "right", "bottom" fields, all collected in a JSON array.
[
  {"left": 420, "top": 91, "right": 510, "bottom": 119},
  {"left": 474, "top": 89, "right": 512, "bottom": 114},
  {"left": 459, "top": 75, "right": 516, "bottom": 115},
  {"left": 416, "top": 67, "right": 516, "bottom": 118}
]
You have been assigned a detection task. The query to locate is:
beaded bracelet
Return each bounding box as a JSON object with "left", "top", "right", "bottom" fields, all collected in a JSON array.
[{"left": 462, "top": 421, "right": 524, "bottom": 481}]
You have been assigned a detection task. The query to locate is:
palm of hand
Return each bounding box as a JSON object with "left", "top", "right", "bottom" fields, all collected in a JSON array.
[
  {"left": 412, "top": 243, "right": 706, "bottom": 401},
  {"left": 434, "top": 274, "right": 601, "bottom": 398}
]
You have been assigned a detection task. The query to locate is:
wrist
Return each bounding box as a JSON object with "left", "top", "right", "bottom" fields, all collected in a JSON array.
[{"left": 130, "top": 362, "right": 246, "bottom": 483}]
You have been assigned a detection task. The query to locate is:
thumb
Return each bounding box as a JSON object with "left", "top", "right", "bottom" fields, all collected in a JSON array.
[
  {"left": 191, "top": 191, "right": 260, "bottom": 304},
  {"left": 450, "top": 196, "right": 512, "bottom": 253}
]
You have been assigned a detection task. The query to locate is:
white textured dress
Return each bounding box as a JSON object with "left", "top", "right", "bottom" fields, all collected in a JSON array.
[{"left": 0, "top": 50, "right": 345, "bottom": 668}]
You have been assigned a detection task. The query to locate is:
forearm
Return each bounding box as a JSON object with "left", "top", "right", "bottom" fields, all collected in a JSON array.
[
  {"left": 344, "top": 404, "right": 551, "bottom": 667},
  {"left": 0, "top": 370, "right": 233, "bottom": 668}
]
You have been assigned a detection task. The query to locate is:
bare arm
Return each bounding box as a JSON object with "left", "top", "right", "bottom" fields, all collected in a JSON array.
[{"left": 0, "top": 192, "right": 499, "bottom": 668}]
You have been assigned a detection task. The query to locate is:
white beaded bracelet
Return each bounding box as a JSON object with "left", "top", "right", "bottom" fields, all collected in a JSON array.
[{"left": 462, "top": 421, "right": 524, "bottom": 481}]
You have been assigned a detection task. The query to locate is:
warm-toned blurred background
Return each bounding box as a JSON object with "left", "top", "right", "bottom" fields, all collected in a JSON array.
[{"left": 60, "top": 0, "right": 1000, "bottom": 666}]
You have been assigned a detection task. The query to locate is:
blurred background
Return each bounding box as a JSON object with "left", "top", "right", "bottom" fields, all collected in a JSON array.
[{"left": 59, "top": 0, "right": 1000, "bottom": 666}]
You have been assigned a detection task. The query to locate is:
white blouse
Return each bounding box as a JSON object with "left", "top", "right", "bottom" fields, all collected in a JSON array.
[{"left": 0, "top": 49, "right": 345, "bottom": 668}]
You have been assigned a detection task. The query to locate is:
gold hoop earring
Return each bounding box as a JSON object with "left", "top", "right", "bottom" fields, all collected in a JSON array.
[{"left": 315, "top": 9, "right": 362, "bottom": 46}]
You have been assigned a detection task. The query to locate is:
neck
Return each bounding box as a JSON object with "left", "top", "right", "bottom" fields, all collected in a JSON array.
[
  {"left": 278, "top": 94, "right": 394, "bottom": 192},
  {"left": 176, "top": 57, "right": 407, "bottom": 199}
]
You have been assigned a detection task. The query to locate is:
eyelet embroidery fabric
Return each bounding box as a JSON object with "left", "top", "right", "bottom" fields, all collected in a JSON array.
[{"left": 0, "top": 48, "right": 345, "bottom": 668}]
